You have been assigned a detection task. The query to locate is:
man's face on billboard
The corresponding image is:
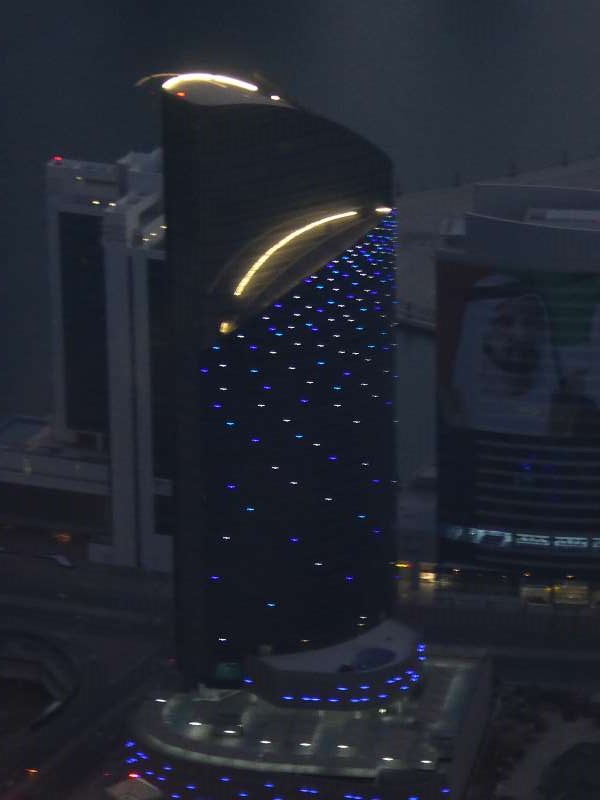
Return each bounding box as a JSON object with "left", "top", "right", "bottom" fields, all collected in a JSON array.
[{"left": 482, "top": 294, "right": 545, "bottom": 376}]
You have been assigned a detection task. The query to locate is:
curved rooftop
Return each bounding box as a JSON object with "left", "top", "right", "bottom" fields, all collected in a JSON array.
[{"left": 162, "top": 72, "right": 293, "bottom": 108}]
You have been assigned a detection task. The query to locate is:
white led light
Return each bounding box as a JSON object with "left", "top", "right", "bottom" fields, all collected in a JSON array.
[
  {"left": 155, "top": 698, "right": 167, "bottom": 703},
  {"left": 162, "top": 72, "right": 259, "bottom": 93},
  {"left": 188, "top": 721, "right": 203, "bottom": 726}
]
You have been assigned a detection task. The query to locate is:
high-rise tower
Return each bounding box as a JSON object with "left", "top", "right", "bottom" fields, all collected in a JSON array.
[{"left": 160, "top": 72, "right": 397, "bottom": 689}]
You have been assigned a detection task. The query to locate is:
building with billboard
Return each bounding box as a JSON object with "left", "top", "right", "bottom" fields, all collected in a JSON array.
[{"left": 437, "top": 183, "right": 600, "bottom": 600}]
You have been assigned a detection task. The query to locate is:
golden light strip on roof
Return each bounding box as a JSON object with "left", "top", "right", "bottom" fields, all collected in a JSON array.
[
  {"left": 233, "top": 211, "right": 359, "bottom": 297},
  {"left": 162, "top": 73, "right": 259, "bottom": 93},
  {"left": 135, "top": 72, "right": 178, "bottom": 87}
]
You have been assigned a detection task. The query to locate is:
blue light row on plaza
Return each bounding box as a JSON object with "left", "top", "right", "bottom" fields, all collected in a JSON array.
[{"left": 121, "top": 737, "right": 452, "bottom": 800}]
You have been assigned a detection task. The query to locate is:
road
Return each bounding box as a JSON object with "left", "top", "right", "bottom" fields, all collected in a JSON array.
[
  {"left": 4, "top": 553, "right": 600, "bottom": 797},
  {"left": 396, "top": 599, "right": 600, "bottom": 652},
  {"left": 0, "top": 553, "right": 174, "bottom": 800}
]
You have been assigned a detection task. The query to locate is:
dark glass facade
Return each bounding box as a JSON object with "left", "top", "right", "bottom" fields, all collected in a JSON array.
[
  {"left": 59, "top": 212, "right": 108, "bottom": 434},
  {"left": 194, "top": 219, "right": 397, "bottom": 683},
  {"left": 162, "top": 85, "right": 395, "bottom": 688}
]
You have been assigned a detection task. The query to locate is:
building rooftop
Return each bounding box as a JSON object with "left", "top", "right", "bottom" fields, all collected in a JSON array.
[
  {"left": 396, "top": 155, "right": 600, "bottom": 317},
  {"left": 261, "top": 620, "right": 415, "bottom": 674}
]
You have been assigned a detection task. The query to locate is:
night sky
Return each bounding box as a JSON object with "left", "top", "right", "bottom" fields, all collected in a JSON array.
[{"left": 4, "top": 0, "right": 600, "bottom": 415}]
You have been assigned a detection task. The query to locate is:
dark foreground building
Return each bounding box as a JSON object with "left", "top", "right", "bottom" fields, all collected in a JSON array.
[{"left": 161, "top": 73, "right": 398, "bottom": 689}]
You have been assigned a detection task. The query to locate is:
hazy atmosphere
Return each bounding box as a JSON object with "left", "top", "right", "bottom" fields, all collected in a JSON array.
[{"left": 4, "top": 0, "right": 600, "bottom": 415}]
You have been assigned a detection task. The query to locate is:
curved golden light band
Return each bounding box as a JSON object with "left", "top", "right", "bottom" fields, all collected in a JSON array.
[
  {"left": 375, "top": 206, "right": 393, "bottom": 214},
  {"left": 233, "top": 211, "right": 358, "bottom": 297},
  {"left": 135, "top": 72, "right": 178, "bottom": 87},
  {"left": 162, "top": 73, "right": 259, "bottom": 93}
]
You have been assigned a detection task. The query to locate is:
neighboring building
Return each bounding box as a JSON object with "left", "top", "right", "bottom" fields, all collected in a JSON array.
[
  {"left": 0, "top": 150, "right": 173, "bottom": 571},
  {"left": 437, "top": 183, "right": 600, "bottom": 597}
]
